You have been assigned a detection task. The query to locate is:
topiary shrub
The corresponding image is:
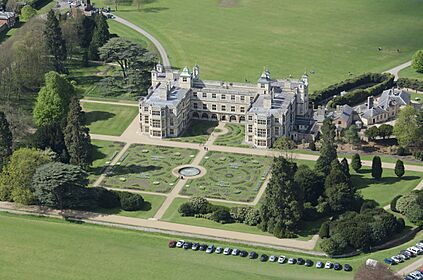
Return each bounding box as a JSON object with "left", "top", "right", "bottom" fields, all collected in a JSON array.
[
  {"left": 390, "top": 195, "right": 402, "bottom": 212},
  {"left": 351, "top": 153, "right": 362, "bottom": 172},
  {"left": 371, "top": 156, "right": 382, "bottom": 179},
  {"left": 394, "top": 160, "right": 405, "bottom": 178},
  {"left": 116, "top": 191, "right": 144, "bottom": 211}
]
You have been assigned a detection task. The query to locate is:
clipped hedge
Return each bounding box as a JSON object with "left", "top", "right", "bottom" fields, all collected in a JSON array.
[
  {"left": 115, "top": 191, "right": 144, "bottom": 211},
  {"left": 397, "top": 78, "right": 423, "bottom": 92}
]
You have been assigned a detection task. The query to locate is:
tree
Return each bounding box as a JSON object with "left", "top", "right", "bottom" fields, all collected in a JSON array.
[
  {"left": 319, "top": 221, "right": 330, "bottom": 238},
  {"left": 344, "top": 124, "right": 360, "bottom": 148},
  {"left": 371, "top": 156, "right": 383, "bottom": 179},
  {"left": 0, "top": 148, "right": 52, "bottom": 203},
  {"left": 88, "top": 14, "right": 110, "bottom": 60},
  {"left": 315, "top": 119, "right": 337, "bottom": 175},
  {"left": 20, "top": 5, "right": 36, "bottom": 21},
  {"left": 273, "top": 136, "right": 296, "bottom": 159},
  {"left": 396, "top": 191, "right": 423, "bottom": 225},
  {"left": 33, "top": 123, "right": 69, "bottom": 163},
  {"left": 0, "top": 112, "right": 13, "bottom": 169},
  {"left": 32, "top": 162, "right": 88, "bottom": 210},
  {"left": 340, "top": 158, "right": 350, "bottom": 178},
  {"left": 351, "top": 153, "right": 362, "bottom": 172},
  {"left": 364, "top": 126, "right": 378, "bottom": 141},
  {"left": 294, "top": 165, "right": 324, "bottom": 205},
  {"left": 394, "top": 159, "right": 405, "bottom": 178},
  {"left": 44, "top": 10, "right": 67, "bottom": 73},
  {"left": 412, "top": 49, "right": 423, "bottom": 73},
  {"left": 378, "top": 124, "right": 393, "bottom": 139},
  {"left": 116, "top": 191, "right": 144, "bottom": 211},
  {"left": 64, "top": 96, "right": 91, "bottom": 169},
  {"left": 33, "top": 72, "right": 74, "bottom": 127},
  {"left": 260, "top": 157, "right": 303, "bottom": 238},
  {"left": 394, "top": 106, "right": 422, "bottom": 148}
]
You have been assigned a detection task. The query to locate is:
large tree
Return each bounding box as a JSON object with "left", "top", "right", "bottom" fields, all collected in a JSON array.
[
  {"left": 0, "top": 112, "right": 13, "bottom": 169},
  {"left": 315, "top": 119, "right": 337, "bottom": 175},
  {"left": 412, "top": 49, "right": 423, "bottom": 73},
  {"left": 273, "top": 136, "right": 296, "bottom": 159},
  {"left": 294, "top": 165, "right": 324, "bottom": 205},
  {"left": 64, "top": 96, "right": 91, "bottom": 169},
  {"left": 33, "top": 71, "right": 74, "bottom": 127},
  {"left": 33, "top": 123, "right": 69, "bottom": 163},
  {"left": 20, "top": 5, "right": 36, "bottom": 21},
  {"left": 378, "top": 124, "right": 393, "bottom": 139},
  {"left": 44, "top": 10, "right": 67, "bottom": 73},
  {"left": 394, "top": 106, "right": 422, "bottom": 148},
  {"left": 364, "top": 126, "right": 378, "bottom": 141},
  {"left": 344, "top": 124, "right": 360, "bottom": 148},
  {"left": 260, "top": 157, "right": 303, "bottom": 238},
  {"left": 88, "top": 14, "right": 110, "bottom": 60}
]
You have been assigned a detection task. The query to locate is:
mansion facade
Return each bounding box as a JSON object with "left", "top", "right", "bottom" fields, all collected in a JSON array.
[{"left": 139, "top": 64, "right": 311, "bottom": 148}]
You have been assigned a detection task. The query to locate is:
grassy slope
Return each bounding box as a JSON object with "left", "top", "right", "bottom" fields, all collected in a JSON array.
[
  {"left": 81, "top": 102, "right": 138, "bottom": 136},
  {"left": 399, "top": 66, "right": 423, "bottom": 81},
  {"left": 214, "top": 124, "right": 249, "bottom": 148},
  {"left": 108, "top": 0, "right": 423, "bottom": 91}
]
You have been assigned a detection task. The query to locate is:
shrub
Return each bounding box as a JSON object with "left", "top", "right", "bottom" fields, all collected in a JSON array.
[
  {"left": 96, "top": 187, "right": 120, "bottom": 209},
  {"left": 319, "top": 221, "right": 330, "bottom": 238},
  {"left": 396, "top": 146, "right": 408, "bottom": 156},
  {"left": 390, "top": 195, "right": 402, "bottom": 212},
  {"left": 208, "top": 207, "right": 232, "bottom": 224},
  {"left": 412, "top": 50, "right": 423, "bottom": 72},
  {"left": 189, "top": 196, "right": 210, "bottom": 214},
  {"left": 396, "top": 191, "right": 423, "bottom": 225},
  {"left": 303, "top": 202, "right": 320, "bottom": 221},
  {"left": 309, "top": 141, "right": 316, "bottom": 151},
  {"left": 116, "top": 191, "right": 144, "bottom": 211},
  {"left": 320, "top": 233, "right": 348, "bottom": 256},
  {"left": 397, "top": 78, "right": 423, "bottom": 92},
  {"left": 371, "top": 156, "right": 382, "bottom": 179},
  {"left": 396, "top": 218, "right": 405, "bottom": 233},
  {"left": 178, "top": 202, "right": 194, "bottom": 216},
  {"left": 351, "top": 153, "right": 362, "bottom": 172},
  {"left": 244, "top": 208, "right": 261, "bottom": 226},
  {"left": 230, "top": 206, "right": 250, "bottom": 223},
  {"left": 360, "top": 200, "right": 378, "bottom": 213},
  {"left": 414, "top": 151, "right": 423, "bottom": 161},
  {"left": 394, "top": 160, "right": 405, "bottom": 178}
]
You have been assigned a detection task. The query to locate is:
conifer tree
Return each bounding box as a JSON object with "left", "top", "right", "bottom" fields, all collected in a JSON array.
[
  {"left": 88, "top": 14, "right": 110, "bottom": 60},
  {"left": 351, "top": 153, "right": 362, "bottom": 172},
  {"left": 371, "top": 156, "right": 383, "bottom": 179},
  {"left": 0, "top": 112, "right": 12, "bottom": 169},
  {"left": 315, "top": 119, "right": 337, "bottom": 175},
  {"left": 394, "top": 159, "right": 405, "bottom": 178},
  {"left": 340, "top": 157, "right": 350, "bottom": 178},
  {"left": 44, "top": 10, "right": 67, "bottom": 73}
]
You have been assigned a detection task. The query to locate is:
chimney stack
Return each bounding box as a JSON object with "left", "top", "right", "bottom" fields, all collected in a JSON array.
[{"left": 367, "top": 96, "right": 374, "bottom": 109}]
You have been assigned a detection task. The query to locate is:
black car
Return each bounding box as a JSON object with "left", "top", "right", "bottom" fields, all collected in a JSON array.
[
  {"left": 400, "top": 250, "right": 413, "bottom": 258},
  {"left": 249, "top": 251, "right": 258, "bottom": 259},
  {"left": 304, "top": 259, "right": 313, "bottom": 267},
  {"left": 297, "top": 258, "right": 305, "bottom": 265},
  {"left": 199, "top": 244, "right": 208, "bottom": 251},
  {"left": 239, "top": 250, "right": 248, "bottom": 257},
  {"left": 334, "top": 263, "right": 342, "bottom": 271},
  {"left": 260, "top": 254, "right": 269, "bottom": 262},
  {"left": 183, "top": 242, "right": 192, "bottom": 249},
  {"left": 192, "top": 243, "right": 200, "bottom": 250},
  {"left": 344, "top": 264, "right": 352, "bottom": 271}
]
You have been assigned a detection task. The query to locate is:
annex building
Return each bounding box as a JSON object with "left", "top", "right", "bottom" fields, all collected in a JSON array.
[{"left": 139, "top": 64, "right": 311, "bottom": 148}]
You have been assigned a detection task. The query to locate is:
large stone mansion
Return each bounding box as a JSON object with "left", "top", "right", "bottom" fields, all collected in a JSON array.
[{"left": 139, "top": 64, "right": 313, "bottom": 148}]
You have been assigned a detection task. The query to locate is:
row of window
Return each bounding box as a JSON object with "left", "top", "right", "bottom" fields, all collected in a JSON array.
[
  {"left": 192, "top": 92, "right": 254, "bottom": 103},
  {"left": 193, "top": 103, "right": 246, "bottom": 113},
  {"left": 247, "top": 126, "right": 284, "bottom": 135}
]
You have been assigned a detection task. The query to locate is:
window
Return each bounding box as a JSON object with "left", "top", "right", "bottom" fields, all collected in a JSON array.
[
  {"left": 202, "top": 92, "right": 207, "bottom": 98},
  {"left": 182, "top": 77, "right": 187, "bottom": 82},
  {"left": 145, "top": 127, "right": 149, "bottom": 132},
  {"left": 144, "top": 107, "right": 148, "bottom": 112},
  {"left": 144, "top": 116, "right": 149, "bottom": 124},
  {"left": 170, "top": 118, "right": 174, "bottom": 126},
  {"left": 261, "top": 84, "right": 265, "bottom": 88},
  {"left": 231, "top": 106, "right": 235, "bottom": 112},
  {"left": 248, "top": 136, "right": 252, "bottom": 141},
  {"left": 212, "top": 104, "right": 217, "bottom": 110},
  {"left": 248, "top": 125, "right": 253, "bottom": 133},
  {"left": 231, "top": 95, "right": 235, "bottom": 101},
  {"left": 152, "top": 110, "right": 160, "bottom": 116},
  {"left": 193, "top": 103, "right": 198, "bottom": 109},
  {"left": 221, "top": 94, "right": 226, "bottom": 100},
  {"left": 257, "top": 119, "right": 266, "bottom": 125},
  {"left": 152, "top": 120, "right": 161, "bottom": 128},
  {"left": 257, "top": 129, "right": 266, "bottom": 137},
  {"left": 152, "top": 131, "right": 161, "bottom": 137},
  {"left": 250, "top": 97, "right": 254, "bottom": 102},
  {"left": 258, "top": 140, "right": 267, "bottom": 146},
  {"left": 203, "top": 104, "right": 207, "bottom": 110},
  {"left": 275, "top": 127, "right": 279, "bottom": 134},
  {"left": 274, "top": 118, "right": 279, "bottom": 123},
  {"left": 221, "top": 105, "right": 226, "bottom": 111},
  {"left": 240, "top": 96, "right": 245, "bottom": 101},
  {"left": 212, "top": 93, "right": 216, "bottom": 99},
  {"left": 248, "top": 115, "right": 253, "bottom": 121},
  {"left": 240, "top": 107, "right": 245, "bottom": 113},
  {"left": 170, "top": 129, "right": 174, "bottom": 135},
  {"left": 193, "top": 92, "right": 198, "bottom": 97}
]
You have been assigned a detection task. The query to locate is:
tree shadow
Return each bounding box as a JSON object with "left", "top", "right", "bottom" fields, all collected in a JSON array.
[
  {"left": 351, "top": 170, "right": 421, "bottom": 190},
  {"left": 112, "top": 164, "right": 162, "bottom": 176},
  {"left": 142, "top": 7, "right": 169, "bottom": 13},
  {"left": 84, "top": 111, "right": 116, "bottom": 125}
]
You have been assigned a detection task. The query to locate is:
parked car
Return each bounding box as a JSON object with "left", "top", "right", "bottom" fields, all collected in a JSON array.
[
  {"left": 278, "top": 255, "right": 286, "bottom": 264},
  {"left": 168, "top": 240, "right": 176, "bottom": 248},
  {"left": 384, "top": 258, "right": 395, "bottom": 265},
  {"left": 183, "top": 242, "right": 192, "bottom": 250},
  {"left": 304, "top": 259, "right": 313, "bottom": 267},
  {"left": 269, "top": 255, "right": 277, "bottom": 262},
  {"left": 334, "top": 263, "right": 342, "bottom": 270},
  {"left": 324, "top": 261, "right": 333, "bottom": 269},
  {"left": 297, "top": 258, "right": 304, "bottom": 265},
  {"left": 231, "top": 249, "right": 240, "bottom": 256},
  {"left": 401, "top": 250, "right": 413, "bottom": 258},
  {"left": 240, "top": 250, "right": 248, "bottom": 257},
  {"left": 288, "top": 258, "right": 296, "bottom": 265},
  {"left": 260, "top": 254, "right": 269, "bottom": 262},
  {"left": 223, "top": 248, "right": 232, "bottom": 255},
  {"left": 215, "top": 247, "right": 223, "bottom": 254},
  {"left": 199, "top": 244, "right": 208, "bottom": 251},
  {"left": 249, "top": 251, "right": 258, "bottom": 259},
  {"left": 316, "top": 261, "right": 324, "bottom": 268},
  {"left": 176, "top": 240, "right": 185, "bottom": 248},
  {"left": 399, "top": 254, "right": 409, "bottom": 261},
  {"left": 391, "top": 255, "right": 403, "bottom": 263},
  {"left": 192, "top": 243, "right": 200, "bottom": 250},
  {"left": 344, "top": 264, "right": 352, "bottom": 271},
  {"left": 410, "top": 271, "right": 423, "bottom": 280},
  {"left": 206, "top": 245, "right": 215, "bottom": 254},
  {"left": 404, "top": 276, "right": 415, "bottom": 280},
  {"left": 406, "top": 249, "right": 418, "bottom": 257}
]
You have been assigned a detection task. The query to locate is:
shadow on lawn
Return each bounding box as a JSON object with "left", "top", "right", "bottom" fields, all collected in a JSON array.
[
  {"left": 84, "top": 111, "right": 116, "bottom": 125},
  {"left": 112, "top": 164, "right": 162, "bottom": 176},
  {"left": 351, "top": 170, "right": 420, "bottom": 190}
]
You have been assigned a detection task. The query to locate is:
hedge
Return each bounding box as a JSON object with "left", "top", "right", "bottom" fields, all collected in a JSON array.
[
  {"left": 397, "top": 78, "right": 423, "bottom": 92},
  {"left": 390, "top": 195, "right": 402, "bottom": 213}
]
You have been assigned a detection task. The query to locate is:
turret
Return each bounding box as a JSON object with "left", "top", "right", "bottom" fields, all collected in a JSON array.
[
  {"left": 193, "top": 64, "right": 200, "bottom": 80},
  {"left": 179, "top": 66, "right": 192, "bottom": 89},
  {"left": 257, "top": 68, "right": 271, "bottom": 94}
]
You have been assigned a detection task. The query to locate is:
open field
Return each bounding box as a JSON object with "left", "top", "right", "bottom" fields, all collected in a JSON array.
[
  {"left": 171, "top": 120, "right": 218, "bottom": 144},
  {"left": 182, "top": 151, "right": 273, "bottom": 202},
  {"left": 399, "top": 66, "right": 423, "bottom": 81},
  {"left": 105, "top": 0, "right": 423, "bottom": 91},
  {"left": 88, "top": 140, "right": 125, "bottom": 182},
  {"left": 101, "top": 144, "right": 198, "bottom": 193},
  {"left": 214, "top": 124, "right": 249, "bottom": 148},
  {"left": 81, "top": 102, "right": 139, "bottom": 136}
]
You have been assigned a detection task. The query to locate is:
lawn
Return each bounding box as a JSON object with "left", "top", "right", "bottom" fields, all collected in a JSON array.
[
  {"left": 171, "top": 120, "right": 218, "bottom": 144},
  {"left": 101, "top": 144, "right": 198, "bottom": 193},
  {"left": 399, "top": 66, "right": 423, "bottom": 81},
  {"left": 81, "top": 102, "right": 139, "bottom": 136},
  {"left": 351, "top": 168, "right": 422, "bottom": 206},
  {"left": 214, "top": 124, "right": 249, "bottom": 148},
  {"left": 88, "top": 140, "right": 125, "bottom": 183},
  {"left": 104, "top": 0, "right": 423, "bottom": 91},
  {"left": 182, "top": 151, "right": 273, "bottom": 202}
]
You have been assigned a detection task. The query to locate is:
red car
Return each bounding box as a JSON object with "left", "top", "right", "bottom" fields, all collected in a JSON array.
[{"left": 168, "top": 240, "right": 176, "bottom": 248}]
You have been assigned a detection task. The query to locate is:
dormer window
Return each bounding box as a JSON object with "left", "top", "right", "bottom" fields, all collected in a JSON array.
[
  {"left": 182, "top": 77, "right": 187, "bottom": 82},
  {"left": 261, "top": 84, "right": 265, "bottom": 88}
]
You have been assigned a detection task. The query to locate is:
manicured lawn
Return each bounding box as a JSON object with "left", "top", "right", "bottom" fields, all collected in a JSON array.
[
  {"left": 81, "top": 102, "right": 139, "bottom": 136},
  {"left": 182, "top": 151, "right": 273, "bottom": 202},
  {"left": 351, "top": 168, "right": 422, "bottom": 206},
  {"left": 68, "top": 62, "right": 115, "bottom": 96},
  {"left": 171, "top": 120, "right": 218, "bottom": 144},
  {"left": 399, "top": 66, "right": 423, "bottom": 81},
  {"left": 105, "top": 0, "right": 423, "bottom": 91},
  {"left": 101, "top": 144, "right": 198, "bottom": 193},
  {"left": 98, "top": 193, "right": 166, "bottom": 219},
  {"left": 214, "top": 124, "right": 249, "bottom": 148},
  {"left": 88, "top": 140, "right": 125, "bottom": 182}
]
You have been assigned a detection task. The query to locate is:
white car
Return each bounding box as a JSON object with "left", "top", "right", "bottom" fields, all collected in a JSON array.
[
  {"left": 231, "top": 248, "right": 240, "bottom": 256},
  {"left": 411, "top": 246, "right": 423, "bottom": 254},
  {"left": 223, "top": 247, "right": 232, "bottom": 255},
  {"left": 278, "top": 255, "right": 286, "bottom": 264},
  {"left": 288, "top": 257, "right": 296, "bottom": 264},
  {"left": 391, "top": 255, "right": 402, "bottom": 263},
  {"left": 175, "top": 240, "right": 184, "bottom": 248},
  {"left": 269, "top": 255, "right": 277, "bottom": 262},
  {"left": 408, "top": 247, "right": 419, "bottom": 255},
  {"left": 410, "top": 271, "right": 423, "bottom": 280},
  {"left": 324, "top": 261, "right": 333, "bottom": 269}
]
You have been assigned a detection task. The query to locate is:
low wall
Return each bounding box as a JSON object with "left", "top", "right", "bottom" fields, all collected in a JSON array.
[{"left": 370, "top": 227, "right": 422, "bottom": 252}]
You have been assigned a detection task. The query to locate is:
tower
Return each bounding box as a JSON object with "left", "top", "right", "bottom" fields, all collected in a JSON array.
[
  {"left": 257, "top": 68, "right": 271, "bottom": 95},
  {"left": 296, "top": 72, "right": 309, "bottom": 116},
  {"left": 193, "top": 64, "right": 200, "bottom": 80},
  {"left": 179, "top": 66, "right": 192, "bottom": 89}
]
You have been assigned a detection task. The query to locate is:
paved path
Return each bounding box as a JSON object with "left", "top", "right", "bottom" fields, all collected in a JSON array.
[
  {"left": 385, "top": 60, "right": 412, "bottom": 80},
  {"left": 397, "top": 257, "right": 423, "bottom": 276},
  {"left": 113, "top": 16, "right": 171, "bottom": 68}
]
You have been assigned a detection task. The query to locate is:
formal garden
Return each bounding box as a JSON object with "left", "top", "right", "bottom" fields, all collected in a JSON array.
[
  {"left": 214, "top": 124, "right": 249, "bottom": 148},
  {"left": 88, "top": 140, "right": 125, "bottom": 182},
  {"left": 101, "top": 144, "right": 198, "bottom": 193},
  {"left": 171, "top": 121, "right": 218, "bottom": 144}
]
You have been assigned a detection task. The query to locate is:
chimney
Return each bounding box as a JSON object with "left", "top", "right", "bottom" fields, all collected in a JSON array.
[
  {"left": 160, "top": 82, "right": 171, "bottom": 100},
  {"left": 263, "top": 96, "right": 272, "bottom": 109},
  {"left": 368, "top": 96, "right": 374, "bottom": 109}
]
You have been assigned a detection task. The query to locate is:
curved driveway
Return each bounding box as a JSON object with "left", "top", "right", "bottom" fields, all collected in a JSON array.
[{"left": 113, "top": 16, "right": 171, "bottom": 68}]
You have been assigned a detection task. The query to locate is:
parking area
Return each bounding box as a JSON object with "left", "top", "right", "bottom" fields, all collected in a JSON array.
[{"left": 383, "top": 239, "right": 423, "bottom": 280}]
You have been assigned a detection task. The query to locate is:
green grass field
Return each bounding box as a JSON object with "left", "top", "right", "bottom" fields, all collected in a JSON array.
[
  {"left": 104, "top": 0, "right": 423, "bottom": 91},
  {"left": 81, "top": 102, "right": 139, "bottom": 136},
  {"left": 171, "top": 120, "right": 218, "bottom": 144},
  {"left": 88, "top": 140, "right": 125, "bottom": 182},
  {"left": 399, "top": 66, "right": 423, "bottom": 81},
  {"left": 214, "top": 124, "right": 249, "bottom": 148},
  {"left": 101, "top": 144, "right": 198, "bottom": 193}
]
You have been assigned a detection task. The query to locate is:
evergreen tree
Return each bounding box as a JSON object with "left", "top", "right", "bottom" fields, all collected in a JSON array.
[
  {"left": 64, "top": 96, "right": 91, "bottom": 169},
  {"left": 33, "top": 123, "right": 69, "bottom": 163},
  {"left": 325, "top": 160, "right": 350, "bottom": 190},
  {"left": 315, "top": 119, "right": 337, "bottom": 175},
  {"left": 260, "top": 157, "right": 303, "bottom": 238},
  {"left": 88, "top": 14, "right": 110, "bottom": 60},
  {"left": 344, "top": 124, "right": 360, "bottom": 148},
  {"left": 294, "top": 165, "right": 324, "bottom": 205},
  {"left": 44, "top": 10, "right": 67, "bottom": 73},
  {"left": 394, "top": 159, "right": 405, "bottom": 178},
  {"left": 0, "top": 112, "right": 13, "bottom": 169},
  {"left": 371, "top": 156, "right": 383, "bottom": 179},
  {"left": 351, "top": 153, "right": 362, "bottom": 172},
  {"left": 340, "top": 158, "right": 350, "bottom": 178}
]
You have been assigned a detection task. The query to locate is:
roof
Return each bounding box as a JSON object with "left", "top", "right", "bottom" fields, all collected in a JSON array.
[
  {"left": 378, "top": 89, "right": 410, "bottom": 110},
  {"left": 334, "top": 105, "right": 353, "bottom": 122},
  {"left": 248, "top": 92, "right": 295, "bottom": 117},
  {"left": 0, "top": 12, "right": 15, "bottom": 20},
  {"left": 361, "top": 106, "right": 387, "bottom": 119},
  {"left": 257, "top": 68, "right": 272, "bottom": 84},
  {"left": 180, "top": 66, "right": 191, "bottom": 78},
  {"left": 142, "top": 82, "right": 188, "bottom": 108}
]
